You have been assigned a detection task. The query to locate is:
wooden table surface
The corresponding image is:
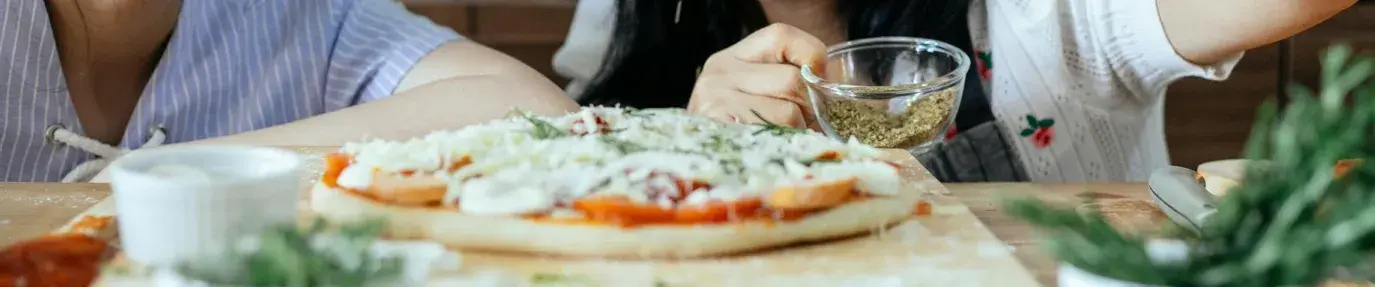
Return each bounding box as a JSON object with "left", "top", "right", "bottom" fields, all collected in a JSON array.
[
  {"left": 0, "top": 181, "right": 1167, "bottom": 285},
  {"left": 9, "top": 182, "right": 1372, "bottom": 286}
]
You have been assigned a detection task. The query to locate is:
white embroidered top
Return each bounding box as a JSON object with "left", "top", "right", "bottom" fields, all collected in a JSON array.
[{"left": 552, "top": 0, "right": 1243, "bottom": 182}]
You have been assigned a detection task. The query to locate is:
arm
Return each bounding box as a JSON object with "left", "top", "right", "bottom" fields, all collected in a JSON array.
[
  {"left": 90, "top": 42, "right": 574, "bottom": 183},
  {"left": 1158, "top": 0, "right": 1356, "bottom": 64},
  {"left": 191, "top": 41, "right": 579, "bottom": 147},
  {"left": 89, "top": 2, "right": 577, "bottom": 183},
  {"left": 198, "top": 0, "right": 579, "bottom": 147}
]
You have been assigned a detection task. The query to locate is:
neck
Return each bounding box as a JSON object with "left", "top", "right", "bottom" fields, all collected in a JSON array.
[
  {"left": 46, "top": 0, "right": 181, "bottom": 145},
  {"left": 47, "top": 0, "right": 180, "bottom": 82},
  {"left": 757, "top": 0, "right": 845, "bottom": 45}
]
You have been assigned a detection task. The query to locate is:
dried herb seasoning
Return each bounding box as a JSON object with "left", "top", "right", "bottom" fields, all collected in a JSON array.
[{"left": 821, "top": 88, "right": 956, "bottom": 149}]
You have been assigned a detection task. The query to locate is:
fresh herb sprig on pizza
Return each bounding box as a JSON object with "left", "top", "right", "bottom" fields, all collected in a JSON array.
[{"left": 311, "top": 107, "right": 923, "bottom": 258}]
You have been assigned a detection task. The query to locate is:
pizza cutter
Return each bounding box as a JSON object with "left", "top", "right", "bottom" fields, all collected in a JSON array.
[{"left": 1147, "top": 166, "right": 1219, "bottom": 235}]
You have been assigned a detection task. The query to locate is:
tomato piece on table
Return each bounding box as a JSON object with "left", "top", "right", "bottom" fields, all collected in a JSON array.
[
  {"left": 67, "top": 215, "right": 113, "bottom": 236},
  {"left": 0, "top": 234, "right": 109, "bottom": 287},
  {"left": 883, "top": 161, "right": 902, "bottom": 169},
  {"left": 572, "top": 197, "right": 676, "bottom": 226},
  {"left": 913, "top": 200, "right": 933, "bottom": 216},
  {"left": 322, "top": 152, "right": 352, "bottom": 187}
]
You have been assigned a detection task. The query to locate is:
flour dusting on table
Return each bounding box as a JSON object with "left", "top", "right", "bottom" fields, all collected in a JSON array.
[{"left": 978, "top": 241, "right": 1015, "bottom": 258}]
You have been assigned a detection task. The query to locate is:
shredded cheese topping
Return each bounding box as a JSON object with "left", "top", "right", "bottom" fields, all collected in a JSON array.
[{"left": 336, "top": 107, "right": 901, "bottom": 216}]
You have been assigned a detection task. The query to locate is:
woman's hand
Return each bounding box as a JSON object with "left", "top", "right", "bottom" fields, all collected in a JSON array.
[{"left": 687, "top": 23, "right": 828, "bottom": 128}]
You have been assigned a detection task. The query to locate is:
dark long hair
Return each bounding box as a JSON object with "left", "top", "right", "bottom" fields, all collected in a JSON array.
[{"left": 577, "top": 0, "right": 978, "bottom": 112}]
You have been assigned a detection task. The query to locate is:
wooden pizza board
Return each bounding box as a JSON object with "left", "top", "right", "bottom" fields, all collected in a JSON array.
[{"left": 69, "top": 146, "right": 1040, "bottom": 287}]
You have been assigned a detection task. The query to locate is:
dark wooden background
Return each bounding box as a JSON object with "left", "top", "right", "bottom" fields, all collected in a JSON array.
[{"left": 401, "top": 0, "right": 1375, "bottom": 170}]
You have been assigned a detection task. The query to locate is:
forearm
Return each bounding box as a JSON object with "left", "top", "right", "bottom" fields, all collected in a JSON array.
[
  {"left": 1158, "top": 0, "right": 1355, "bottom": 64},
  {"left": 189, "top": 41, "right": 578, "bottom": 147},
  {"left": 90, "top": 73, "right": 572, "bottom": 183},
  {"left": 188, "top": 74, "right": 577, "bottom": 147}
]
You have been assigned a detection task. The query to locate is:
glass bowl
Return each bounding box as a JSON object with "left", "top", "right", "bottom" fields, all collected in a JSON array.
[{"left": 801, "top": 37, "right": 969, "bottom": 153}]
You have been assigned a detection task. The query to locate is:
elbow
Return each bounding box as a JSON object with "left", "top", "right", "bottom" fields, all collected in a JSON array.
[
  {"left": 1271, "top": 0, "right": 1355, "bottom": 37},
  {"left": 1166, "top": 0, "right": 1357, "bottom": 64},
  {"left": 395, "top": 41, "right": 579, "bottom": 115},
  {"left": 497, "top": 73, "right": 582, "bottom": 115},
  {"left": 397, "top": 41, "right": 552, "bottom": 94},
  {"left": 1314, "top": 0, "right": 1359, "bottom": 15}
]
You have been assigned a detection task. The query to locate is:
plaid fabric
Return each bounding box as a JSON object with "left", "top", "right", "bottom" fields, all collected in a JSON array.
[{"left": 915, "top": 121, "right": 1028, "bottom": 182}]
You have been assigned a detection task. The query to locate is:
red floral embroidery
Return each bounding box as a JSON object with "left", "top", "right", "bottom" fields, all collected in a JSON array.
[
  {"left": 975, "top": 51, "right": 993, "bottom": 80},
  {"left": 1019, "top": 114, "right": 1055, "bottom": 149},
  {"left": 1030, "top": 127, "right": 1054, "bottom": 148}
]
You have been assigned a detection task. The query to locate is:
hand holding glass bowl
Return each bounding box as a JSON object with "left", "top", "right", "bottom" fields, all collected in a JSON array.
[
  {"left": 802, "top": 37, "right": 969, "bottom": 153},
  {"left": 686, "top": 24, "right": 828, "bottom": 128}
]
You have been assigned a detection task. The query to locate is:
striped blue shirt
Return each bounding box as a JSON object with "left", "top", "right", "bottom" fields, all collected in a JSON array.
[{"left": 0, "top": 0, "right": 460, "bottom": 181}]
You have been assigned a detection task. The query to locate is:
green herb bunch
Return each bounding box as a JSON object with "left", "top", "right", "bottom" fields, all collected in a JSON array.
[
  {"left": 1004, "top": 45, "right": 1375, "bottom": 286},
  {"left": 176, "top": 218, "right": 406, "bottom": 287}
]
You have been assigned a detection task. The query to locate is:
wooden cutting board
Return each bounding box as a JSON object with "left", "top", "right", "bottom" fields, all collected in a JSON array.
[{"left": 70, "top": 146, "right": 1039, "bottom": 287}]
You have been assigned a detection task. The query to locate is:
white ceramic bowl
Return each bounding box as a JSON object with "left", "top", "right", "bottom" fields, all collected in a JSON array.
[{"left": 109, "top": 145, "right": 304, "bottom": 267}]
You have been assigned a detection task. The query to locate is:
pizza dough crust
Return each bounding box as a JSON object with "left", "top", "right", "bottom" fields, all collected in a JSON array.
[{"left": 309, "top": 183, "right": 916, "bottom": 258}]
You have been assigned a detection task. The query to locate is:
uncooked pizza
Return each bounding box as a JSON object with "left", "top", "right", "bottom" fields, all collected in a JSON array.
[{"left": 311, "top": 107, "right": 926, "bottom": 258}]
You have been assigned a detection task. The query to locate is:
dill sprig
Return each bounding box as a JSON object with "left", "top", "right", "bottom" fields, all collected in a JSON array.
[
  {"left": 749, "top": 110, "right": 807, "bottom": 136},
  {"left": 525, "top": 114, "right": 570, "bottom": 139},
  {"left": 622, "top": 107, "right": 655, "bottom": 118},
  {"left": 1004, "top": 45, "right": 1375, "bottom": 286},
  {"left": 598, "top": 135, "right": 648, "bottom": 154},
  {"left": 507, "top": 108, "right": 570, "bottom": 139}
]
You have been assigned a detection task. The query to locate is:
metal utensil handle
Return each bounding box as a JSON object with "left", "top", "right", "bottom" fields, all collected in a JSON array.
[{"left": 1148, "top": 166, "right": 1220, "bottom": 235}]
